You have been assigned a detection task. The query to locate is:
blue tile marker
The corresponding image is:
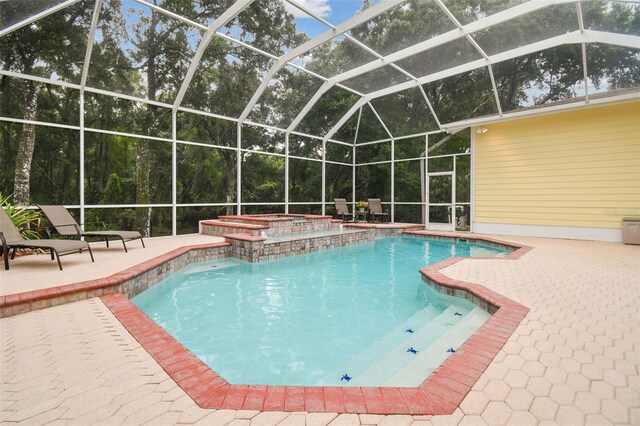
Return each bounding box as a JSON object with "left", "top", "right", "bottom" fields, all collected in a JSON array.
[
  {"left": 341, "top": 374, "right": 352, "bottom": 382},
  {"left": 405, "top": 328, "right": 414, "bottom": 333},
  {"left": 454, "top": 312, "right": 463, "bottom": 316},
  {"left": 407, "top": 347, "right": 418, "bottom": 354},
  {"left": 447, "top": 347, "right": 456, "bottom": 353}
]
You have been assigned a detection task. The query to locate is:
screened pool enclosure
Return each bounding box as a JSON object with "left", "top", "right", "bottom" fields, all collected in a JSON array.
[{"left": 1, "top": 0, "right": 638, "bottom": 236}]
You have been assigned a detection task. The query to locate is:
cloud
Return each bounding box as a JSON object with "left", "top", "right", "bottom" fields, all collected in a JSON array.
[{"left": 285, "top": 0, "right": 332, "bottom": 19}]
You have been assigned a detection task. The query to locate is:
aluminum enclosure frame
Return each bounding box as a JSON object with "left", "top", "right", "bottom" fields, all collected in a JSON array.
[{"left": 1, "top": 0, "right": 638, "bottom": 233}]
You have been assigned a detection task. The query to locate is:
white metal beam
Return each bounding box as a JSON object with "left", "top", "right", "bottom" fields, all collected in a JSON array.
[
  {"left": 132, "top": 0, "right": 207, "bottom": 31},
  {"left": 367, "top": 103, "right": 394, "bottom": 140},
  {"left": 441, "top": 91, "right": 640, "bottom": 131},
  {"left": 282, "top": 0, "right": 422, "bottom": 135},
  {"left": 172, "top": 0, "right": 255, "bottom": 111},
  {"left": 323, "top": 98, "right": 369, "bottom": 142},
  {"left": 487, "top": 65, "right": 503, "bottom": 116},
  {"left": 0, "top": 68, "right": 179, "bottom": 111},
  {"left": 289, "top": 0, "right": 574, "bottom": 136},
  {"left": 417, "top": 84, "right": 443, "bottom": 129},
  {"left": 171, "top": 110, "right": 177, "bottom": 235},
  {"left": 320, "top": 28, "right": 639, "bottom": 142},
  {"left": 130, "top": 0, "right": 367, "bottom": 103},
  {"left": 0, "top": 0, "right": 82, "bottom": 37},
  {"left": 236, "top": 0, "right": 405, "bottom": 123},
  {"left": 80, "top": 0, "right": 103, "bottom": 91},
  {"left": 360, "top": 30, "right": 640, "bottom": 103},
  {"left": 353, "top": 106, "right": 363, "bottom": 145},
  {"left": 577, "top": 3, "right": 590, "bottom": 104},
  {"left": 441, "top": 0, "right": 506, "bottom": 121},
  {"left": 325, "top": 0, "right": 575, "bottom": 86},
  {"left": 285, "top": 81, "right": 334, "bottom": 133}
]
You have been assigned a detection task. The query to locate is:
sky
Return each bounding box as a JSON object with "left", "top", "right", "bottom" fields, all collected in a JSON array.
[{"left": 285, "top": 0, "right": 369, "bottom": 37}]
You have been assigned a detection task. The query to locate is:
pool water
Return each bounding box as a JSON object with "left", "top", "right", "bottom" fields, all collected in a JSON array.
[{"left": 133, "top": 237, "right": 509, "bottom": 386}]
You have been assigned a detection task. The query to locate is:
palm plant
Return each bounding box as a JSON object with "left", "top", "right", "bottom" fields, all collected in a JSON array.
[{"left": 0, "top": 193, "right": 42, "bottom": 240}]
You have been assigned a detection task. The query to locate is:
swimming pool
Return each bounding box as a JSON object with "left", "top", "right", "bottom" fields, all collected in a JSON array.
[{"left": 133, "top": 236, "right": 509, "bottom": 387}]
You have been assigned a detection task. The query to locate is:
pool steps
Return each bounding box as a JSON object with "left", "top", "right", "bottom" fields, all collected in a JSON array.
[
  {"left": 344, "top": 305, "right": 468, "bottom": 386},
  {"left": 385, "top": 306, "right": 489, "bottom": 386},
  {"left": 317, "top": 304, "right": 489, "bottom": 386},
  {"left": 315, "top": 305, "right": 442, "bottom": 385}
]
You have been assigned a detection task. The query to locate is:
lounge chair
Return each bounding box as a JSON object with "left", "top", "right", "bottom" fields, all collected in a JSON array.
[
  {"left": 334, "top": 198, "right": 354, "bottom": 222},
  {"left": 367, "top": 198, "right": 389, "bottom": 223},
  {"left": 0, "top": 208, "right": 94, "bottom": 271},
  {"left": 39, "top": 205, "right": 145, "bottom": 253}
]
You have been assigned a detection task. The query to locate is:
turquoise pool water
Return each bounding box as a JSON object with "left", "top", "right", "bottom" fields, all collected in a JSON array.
[{"left": 133, "top": 237, "right": 509, "bottom": 386}]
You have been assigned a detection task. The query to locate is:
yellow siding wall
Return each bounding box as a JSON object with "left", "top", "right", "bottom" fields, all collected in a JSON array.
[{"left": 474, "top": 101, "right": 640, "bottom": 229}]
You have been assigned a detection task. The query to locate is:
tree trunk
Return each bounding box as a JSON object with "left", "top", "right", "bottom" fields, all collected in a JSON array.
[
  {"left": 224, "top": 150, "right": 236, "bottom": 215},
  {"left": 13, "top": 81, "right": 43, "bottom": 205},
  {"left": 0, "top": 75, "right": 12, "bottom": 163},
  {"left": 133, "top": 10, "right": 158, "bottom": 236},
  {"left": 134, "top": 139, "right": 151, "bottom": 234}
]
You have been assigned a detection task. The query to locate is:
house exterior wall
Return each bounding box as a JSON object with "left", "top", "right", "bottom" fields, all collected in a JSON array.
[{"left": 473, "top": 101, "right": 640, "bottom": 242}]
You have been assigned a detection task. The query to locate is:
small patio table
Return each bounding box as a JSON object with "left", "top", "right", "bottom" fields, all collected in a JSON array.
[{"left": 355, "top": 210, "right": 369, "bottom": 223}]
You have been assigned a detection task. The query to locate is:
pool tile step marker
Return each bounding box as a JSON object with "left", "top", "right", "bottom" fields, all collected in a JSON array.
[
  {"left": 345, "top": 305, "right": 479, "bottom": 387},
  {"left": 385, "top": 306, "right": 488, "bottom": 387},
  {"left": 316, "top": 305, "right": 442, "bottom": 385}
]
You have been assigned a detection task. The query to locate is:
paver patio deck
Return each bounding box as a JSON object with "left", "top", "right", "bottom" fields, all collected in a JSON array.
[{"left": 1, "top": 233, "right": 638, "bottom": 425}]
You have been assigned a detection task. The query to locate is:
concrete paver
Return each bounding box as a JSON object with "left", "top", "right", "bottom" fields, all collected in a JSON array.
[{"left": 1, "top": 234, "right": 639, "bottom": 425}]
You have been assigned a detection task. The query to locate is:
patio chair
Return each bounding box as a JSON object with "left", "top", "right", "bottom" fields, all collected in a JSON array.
[
  {"left": 367, "top": 198, "right": 389, "bottom": 223},
  {"left": 39, "top": 205, "right": 145, "bottom": 253},
  {"left": 334, "top": 198, "right": 354, "bottom": 222},
  {"left": 0, "top": 208, "right": 94, "bottom": 271}
]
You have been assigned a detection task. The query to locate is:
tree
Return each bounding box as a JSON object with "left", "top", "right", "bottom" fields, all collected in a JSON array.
[{"left": 0, "top": 1, "right": 92, "bottom": 204}]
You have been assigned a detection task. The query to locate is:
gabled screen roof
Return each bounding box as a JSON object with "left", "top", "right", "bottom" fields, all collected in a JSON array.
[{"left": 1, "top": 0, "right": 638, "bottom": 143}]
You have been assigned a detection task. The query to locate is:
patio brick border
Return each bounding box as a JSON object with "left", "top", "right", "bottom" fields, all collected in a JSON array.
[
  {"left": 97, "top": 232, "right": 532, "bottom": 415},
  {"left": 0, "top": 242, "right": 232, "bottom": 317}
]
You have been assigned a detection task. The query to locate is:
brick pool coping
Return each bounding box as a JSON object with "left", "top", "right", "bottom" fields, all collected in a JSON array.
[
  {"left": 97, "top": 232, "right": 530, "bottom": 415},
  {"left": 0, "top": 242, "right": 232, "bottom": 317}
]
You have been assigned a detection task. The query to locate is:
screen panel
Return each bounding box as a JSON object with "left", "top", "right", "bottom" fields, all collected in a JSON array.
[
  {"left": 241, "top": 152, "right": 285, "bottom": 203},
  {"left": 84, "top": 133, "right": 171, "bottom": 205},
  {"left": 423, "top": 67, "right": 499, "bottom": 124},
  {"left": 471, "top": 3, "right": 579, "bottom": 56},
  {"left": 395, "top": 160, "right": 421, "bottom": 202},
  {"left": 183, "top": 40, "right": 274, "bottom": 117},
  {"left": 177, "top": 144, "right": 237, "bottom": 204},
  {"left": 349, "top": 0, "right": 455, "bottom": 57},
  {"left": 177, "top": 206, "right": 232, "bottom": 235},
  {"left": 370, "top": 87, "right": 438, "bottom": 137},
  {"left": 1, "top": 0, "right": 92, "bottom": 85},
  {"left": 325, "top": 163, "right": 353, "bottom": 206},
  {"left": 289, "top": 158, "right": 321, "bottom": 202},
  {"left": 296, "top": 85, "right": 359, "bottom": 137},
  {"left": 492, "top": 45, "right": 585, "bottom": 113},
  {"left": 176, "top": 111, "right": 237, "bottom": 147},
  {"left": 355, "top": 163, "right": 390, "bottom": 202},
  {"left": 247, "top": 65, "right": 325, "bottom": 128},
  {"left": 87, "top": 0, "right": 203, "bottom": 102}
]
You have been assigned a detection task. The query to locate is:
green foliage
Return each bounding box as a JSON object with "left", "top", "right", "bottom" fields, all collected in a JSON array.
[
  {"left": 241, "top": 154, "right": 285, "bottom": 203},
  {"left": 0, "top": 193, "right": 41, "bottom": 240}
]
